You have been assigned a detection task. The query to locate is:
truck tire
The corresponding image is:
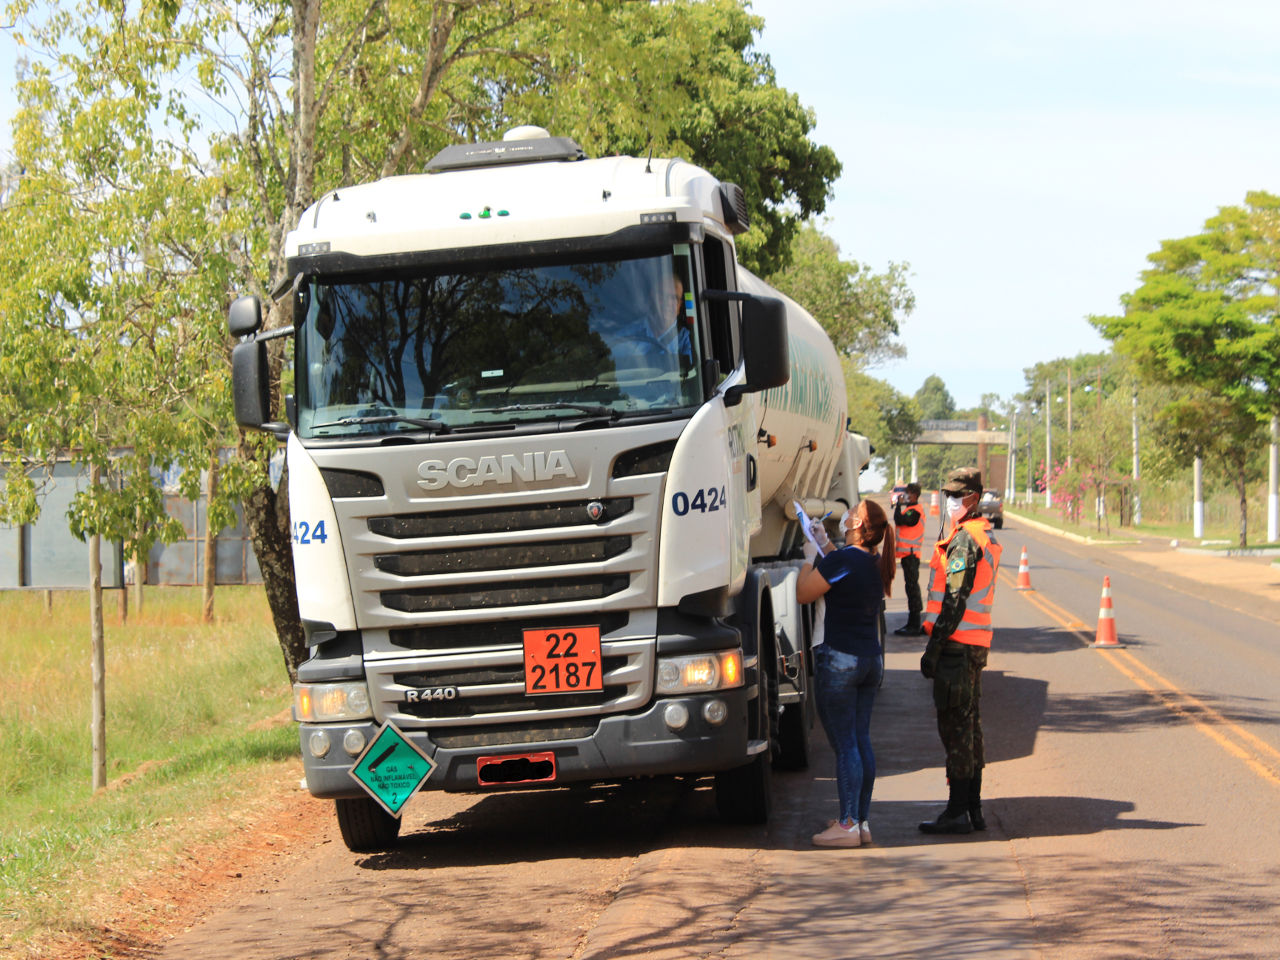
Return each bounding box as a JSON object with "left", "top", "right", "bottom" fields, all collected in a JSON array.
[
  {"left": 335, "top": 796, "right": 401, "bottom": 852},
  {"left": 716, "top": 589, "right": 775, "bottom": 824},
  {"left": 774, "top": 597, "right": 813, "bottom": 771},
  {"left": 775, "top": 699, "right": 810, "bottom": 771}
]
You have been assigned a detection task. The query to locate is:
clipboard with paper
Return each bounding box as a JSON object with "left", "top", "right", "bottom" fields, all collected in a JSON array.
[{"left": 793, "top": 500, "right": 824, "bottom": 549}]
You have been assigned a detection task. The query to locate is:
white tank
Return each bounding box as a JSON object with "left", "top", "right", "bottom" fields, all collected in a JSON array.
[{"left": 738, "top": 269, "right": 853, "bottom": 554}]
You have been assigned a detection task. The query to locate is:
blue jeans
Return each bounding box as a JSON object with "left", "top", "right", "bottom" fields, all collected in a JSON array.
[{"left": 814, "top": 644, "right": 883, "bottom": 824}]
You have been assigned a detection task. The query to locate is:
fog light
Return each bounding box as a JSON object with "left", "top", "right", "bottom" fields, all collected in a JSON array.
[
  {"left": 343, "top": 729, "right": 367, "bottom": 756},
  {"left": 664, "top": 703, "right": 690, "bottom": 731},
  {"left": 308, "top": 730, "right": 331, "bottom": 758},
  {"left": 657, "top": 661, "right": 681, "bottom": 690},
  {"left": 703, "top": 699, "right": 728, "bottom": 726}
]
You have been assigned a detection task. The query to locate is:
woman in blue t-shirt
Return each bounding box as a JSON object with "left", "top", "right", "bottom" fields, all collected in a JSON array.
[{"left": 796, "top": 498, "right": 896, "bottom": 847}]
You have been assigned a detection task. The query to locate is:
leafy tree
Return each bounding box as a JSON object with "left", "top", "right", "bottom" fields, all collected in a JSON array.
[
  {"left": 765, "top": 222, "right": 911, "bottom": 367},
  {"left": 841, "top": 362, "right": 918, "bottom": 480},
  {"left": 0, "top": 40, "right": 226, "bottom": 786},
  {"left": 903, "top": 375, "right": 957, "bottom": 489},
  {"left": 1092, "top": 191, "right": 1280, "bottom": 545},
  {"left": 1155, "top": 390, "right": 1266, "bottom": 545}
]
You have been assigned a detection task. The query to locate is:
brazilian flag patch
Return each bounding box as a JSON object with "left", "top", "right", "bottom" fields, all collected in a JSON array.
[{"left": 947, "top": 555, "right": 968, "bottom": 574}]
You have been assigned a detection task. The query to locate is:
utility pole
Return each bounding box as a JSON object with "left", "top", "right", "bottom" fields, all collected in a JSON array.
[
  {"left": 1025, "top": 423, "right": 1033, "bottom": 504},
  {"left": 1095, "top": 365, "right": 1104, "bottom": 527},
  {"left": 1132, "top": 388, "right": 1141, "bottom": 525},
  {"left": 1008, "top": 410, "right": 1017, "bottom": 503},
  {"left": 1044, "top": 381, "right": 1052, "bottom": 508},
  {"left": 1066, "top": 368, "right": 1073, "bottom": 469},
  {"left": 1193, "top": 448, "right": 1204, "bottom": 540},
  {"left": 1269, "top": 415, "right": 1278, "bottom": 543}
]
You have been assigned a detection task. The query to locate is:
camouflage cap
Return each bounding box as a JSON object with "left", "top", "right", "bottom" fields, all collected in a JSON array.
[{"left": 941, "top": 466, "right": 983, "bottom": 496}]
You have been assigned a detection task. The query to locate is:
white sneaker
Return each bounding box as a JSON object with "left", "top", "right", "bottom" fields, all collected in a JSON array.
[
  {"left": 812, "top": 821, "right": 861, "bottom": 847},
  {"left": 858, "top": 820, "right": 872, "bottom": 845}
]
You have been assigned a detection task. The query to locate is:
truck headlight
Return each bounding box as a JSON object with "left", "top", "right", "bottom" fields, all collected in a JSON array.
[
  {"left": 293, "top": 682, "right": 372, "bottom": 722},
  {"left": 655, "top": 651, "right": 744, "bottom": 694}
]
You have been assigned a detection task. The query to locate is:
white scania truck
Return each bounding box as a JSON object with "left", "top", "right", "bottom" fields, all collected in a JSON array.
[{"left": 229, "top": 127, "right": 868, "bottom": 852}]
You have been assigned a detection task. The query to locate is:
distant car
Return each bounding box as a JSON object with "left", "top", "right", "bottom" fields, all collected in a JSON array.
[{"left": 979, "top": 489, "right": 1004, "bottom": 528}]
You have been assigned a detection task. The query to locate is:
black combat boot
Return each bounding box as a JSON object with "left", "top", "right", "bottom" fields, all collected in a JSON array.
[
  {"left": 893, "top": 615, "right": 923, "bottom": 636},
  {"left": 919, "top": 777, "right": 973, "bottom": 835},
  {"left": 968, "top": 768, "right": 986, "bottom": 831}
]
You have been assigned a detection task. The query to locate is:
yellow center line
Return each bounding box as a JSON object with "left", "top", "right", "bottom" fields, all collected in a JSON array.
[{"left": 1000, "top": 569, "right": 1280, "bottom": 790}]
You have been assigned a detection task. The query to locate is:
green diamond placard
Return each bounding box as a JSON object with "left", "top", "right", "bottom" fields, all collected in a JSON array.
[{"left": 348, "top": 721, "right": 436, "bottom": 817}]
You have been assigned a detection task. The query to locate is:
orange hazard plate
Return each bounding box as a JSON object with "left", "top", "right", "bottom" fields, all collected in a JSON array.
[{"left": 522, "top": 626, "right": 603, "bottom": 695}]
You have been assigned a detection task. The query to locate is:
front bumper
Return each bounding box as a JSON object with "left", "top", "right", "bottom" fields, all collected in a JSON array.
[{"left": 298, "top": 687, "right": 752, "bottom": 798}]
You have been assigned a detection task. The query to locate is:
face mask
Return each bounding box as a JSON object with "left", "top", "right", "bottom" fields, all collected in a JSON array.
[
  {"left": 839, "top": 512, "right": 853, "bottom": 535},
  {"left": 946, "top": 497, "right": 968, "bottom": 521}
]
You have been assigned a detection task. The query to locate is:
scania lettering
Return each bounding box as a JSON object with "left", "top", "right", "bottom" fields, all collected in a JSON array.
[
  {"left": 229, "top": 126, "right": 870, "bottom": 853},
  {"left": 416, "top": 450, "right": 577, "bottom": 490}
]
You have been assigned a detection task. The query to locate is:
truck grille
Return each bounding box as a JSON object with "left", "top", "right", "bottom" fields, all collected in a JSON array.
[
  {"left": 389, "top": 612, "right": 630, "bottom": 651},
  {"left": 365, "top": 637, "right": 654, "bottom": 727},
  {"left": 369, "top": 498, "right": 633, "bottom": 538},
  {"left": 381, "top": 574, "right": 630, "bottom": 612},
  {"left": 429, "top": 721, "right": 599, "bottom": 750},
  {"left": 375, "top": 536, "right": 631, "bottom": 576}
]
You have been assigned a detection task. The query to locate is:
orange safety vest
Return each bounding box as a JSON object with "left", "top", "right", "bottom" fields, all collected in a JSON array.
[
  {"left": 894, "top": 503, "right": 925, "bottom": 558},
  {"left": 922, "top": 517, "right": 1002, "bottom": 647}
]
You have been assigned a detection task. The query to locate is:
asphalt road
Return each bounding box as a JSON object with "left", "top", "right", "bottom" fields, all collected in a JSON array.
[{"left": 151, "top": 517, "right": 1280, "bottom": 960}]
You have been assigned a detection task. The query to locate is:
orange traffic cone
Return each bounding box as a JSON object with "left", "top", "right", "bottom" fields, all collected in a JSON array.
[
  {"left": 1014, "top": 546, "right": 1033, "bottom": 590},
  {"left": 928, "top": 490, "right": 940, "bottom": 517},
  {"left": 1093, "top": 576, "right": 1121, "bottom": 647}
]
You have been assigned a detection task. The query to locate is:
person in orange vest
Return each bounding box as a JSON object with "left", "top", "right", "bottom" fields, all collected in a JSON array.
[
  {"left": 918, "top": 467, "right": 1002, "bottom": 835},
  {"left": 892, "top": 482, "right": 926, "bottom": 636}
]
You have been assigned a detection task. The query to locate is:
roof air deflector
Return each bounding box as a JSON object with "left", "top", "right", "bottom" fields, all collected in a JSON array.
[{"left": 427, "top": 134, "right": 586, "bottom": 173}]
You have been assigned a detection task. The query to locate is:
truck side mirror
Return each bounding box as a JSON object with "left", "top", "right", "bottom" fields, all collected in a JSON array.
[
  {"left": 724, "top": 296, "right": 789, "bottom": 405},
  {"left": 231, "top": 340, "right": 270, "bottom": 428},
  {"left": 228, "top": 295, "right": 263, "bottom": 337}
]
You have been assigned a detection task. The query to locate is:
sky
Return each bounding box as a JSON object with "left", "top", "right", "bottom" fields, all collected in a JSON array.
[
  {"left": 747, "top": 0, "right": 1280, "bottom": 410},
  {"left": 3, "top": 1, "right": 1278, "bottom": 413}
]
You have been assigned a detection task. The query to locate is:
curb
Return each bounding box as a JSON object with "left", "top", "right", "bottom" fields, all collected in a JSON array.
[
  {"left": 1003, "top": 509, "right": 1138, "bottom": 546},
  {"left": 1178, "top": 546, "right": 1280, "bottom": 557}
]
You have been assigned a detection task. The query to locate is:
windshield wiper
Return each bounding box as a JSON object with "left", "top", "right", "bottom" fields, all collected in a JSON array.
[
  {"left": 311, "top": 414, "right": 450, "bottom": 433},
  {"left": 478, "top": 402, "right": 621, "bottom": 420}
]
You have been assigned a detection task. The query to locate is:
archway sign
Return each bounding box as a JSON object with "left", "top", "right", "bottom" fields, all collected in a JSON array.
[{"left": 909, "top": 418, "right": 1012, "bottom": 493}]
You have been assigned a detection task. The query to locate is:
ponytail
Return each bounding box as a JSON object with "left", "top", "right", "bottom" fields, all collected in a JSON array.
[{"left": 854, "top": 499, "right": 897, "bottom": 598}]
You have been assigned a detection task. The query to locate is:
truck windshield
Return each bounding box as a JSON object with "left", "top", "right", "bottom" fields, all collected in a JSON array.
[{"left": 296, "top": 247, "right": 703, "bottom": 439}]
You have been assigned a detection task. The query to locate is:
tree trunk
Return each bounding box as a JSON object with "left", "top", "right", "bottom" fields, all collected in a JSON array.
[
  {"left": 240, "top": 448, "right": 305, "bottom": 681},
  {"left": 89, "top": 464, "right": 107, "bottom": 792},
  {"left": 134, "top": 503, "right": 145, "bottom": 614},
  {"left": 203, "top": 450, "right": 220, "bottom": 624},
  {"left": 1238, "top": 469, "right": 1249, "bottom": 548}
]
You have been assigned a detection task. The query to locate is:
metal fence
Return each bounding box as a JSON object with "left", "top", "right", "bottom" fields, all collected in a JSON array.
[{"left": 1, "top": 453, "right": 278, "bottom": 590}]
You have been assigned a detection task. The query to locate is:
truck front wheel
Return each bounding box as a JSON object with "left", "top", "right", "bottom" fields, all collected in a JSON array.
[
  {"left": 335, "top": 796, "right": 401, "bottom": 852},
  {"left": 715, "top": 605, "right": 775, "bottom": 824}
]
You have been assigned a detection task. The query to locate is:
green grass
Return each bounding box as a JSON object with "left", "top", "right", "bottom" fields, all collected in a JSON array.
[
  {"left": 0, "top": 587, "right": 296, "bottom": 952},
  {"left": 1005, "top": 500, "right": 1278, "bottom": 546}
]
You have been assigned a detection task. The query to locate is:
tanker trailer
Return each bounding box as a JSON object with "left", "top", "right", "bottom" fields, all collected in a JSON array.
[{"left": 227, "top": 126, "right": 857, "bottom": 851}]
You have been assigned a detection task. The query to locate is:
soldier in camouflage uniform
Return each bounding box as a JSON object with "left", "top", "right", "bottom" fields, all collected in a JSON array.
[{"left": 918, "top": 467, "right": 1002, "bottom": 835}]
